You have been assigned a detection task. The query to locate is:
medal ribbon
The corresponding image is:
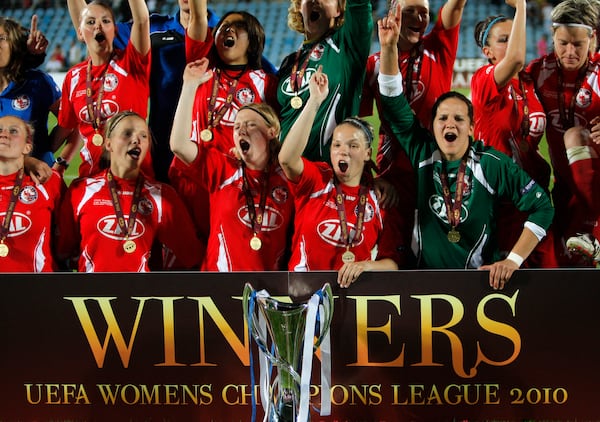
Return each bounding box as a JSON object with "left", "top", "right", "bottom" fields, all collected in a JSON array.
[
  {"left": 106, "top": 170, "right": 144, "bottom": 242},
  {"left": 206, "top": 68, "right": 243, "bottom": 131},
  {"left": 333, "top": 179, "right": 368, "bottom": 250},
  {"left": 439, "top": 151, "right": 469, "bottom": 233},
  {"left": 556, "top": 60, "right": 589, "bottom": 128},
  {"left": 85, "top": 53, "right": 114, "bottom": 135},
  {"left": 0, "top": 168, "right": 25, "bottom": 243},
  {"left": 403, "top": 43, "right": 424, "bottom": 102},
  {"left": 241, "top": 164, "right": 269, "bottom": 236},
  {"left": 510, "top": 74, "right": 530, "bottom": 140},
  {"left": 290, "top": 44, "right": 319, "bottom": 95}
]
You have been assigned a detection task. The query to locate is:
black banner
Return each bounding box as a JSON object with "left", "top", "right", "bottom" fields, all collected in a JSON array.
[{"left": 1, "top": 270, "right": 599, "bottom": 421}]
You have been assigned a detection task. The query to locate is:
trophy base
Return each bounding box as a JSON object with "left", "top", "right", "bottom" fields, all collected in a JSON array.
[{"left": 268, "top": 398, "right": 302, "bottom": 422}]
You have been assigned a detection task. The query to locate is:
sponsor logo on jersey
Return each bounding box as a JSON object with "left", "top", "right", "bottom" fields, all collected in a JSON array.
[
  {"left": 11, "top": 95, "right": 30, "bottom": 111},
  {"left": 0, "top": 212, "right": 32, "bottom": 237},
  {"left": 317, "top": 219, "right": 364, "bottom": 247},
  {"left": 428, "top": 194, "right": 469, "bottom": 225},
  {"left": 237, "top": 205, "right": 284, "bottom": 232},
  {"left": 528, "top": 111, "right": 546, "bottom": 137},
  {"left": 96, "top": 215, "right": 145, "bottom": 241},
  {"left": 236, "top": 88, "right": 255, "bottom": 105},
  {"left": 19, "top": 186, "right": 38, "bottom": 204},
  {"left": 575, "top": 88, "right": 592, "bottom": 108},
  {"left": 547, "top": 110, "right": 586, "bottom": 132},
  {"left": 271, "top": 185, "right": 289, "bottom": 204},
  {"left": 103, "top": 73, "right": 119, "bottom": 92},
  {"left": 279, "top": 67, "right": 318, "bottom": 97},
  {"left": 78, "top": 100, "right": 120, "bottom": 124},
  {"left": 520, "top": 179, "right": 536, "bottom": 196},
  {"left": 138, "top": 198, "right": 154, "bottom": 216}
]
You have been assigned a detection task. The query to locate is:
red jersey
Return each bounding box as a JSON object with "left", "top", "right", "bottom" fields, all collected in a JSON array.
[
  {"left": 56, "top": 170, "right": 202, "bottom": 272},
  {"left": 182, "top": 148, "right": 293, "bottom": 271},
  {"left": 59, "top": 43, "right": 152, "bottom": 177},
  {"left": 185, "top": 31, "right": 278, "bottom": 153},
  {"left": 0, "top": 170, "right": 64, "bottom": 272},
  {"left": 526, "top": 53, "right": 600, "bottom": 189},
  {"left": 287, "top": 159, "right": 402, "bottom": 271},
  {"left": 471, "top": 65, "right": 550, "bottom": 188}
]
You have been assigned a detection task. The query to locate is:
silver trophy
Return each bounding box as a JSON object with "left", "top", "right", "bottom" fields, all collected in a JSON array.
[{"left": 243, "top": 283, "right": 334, "bottom": 422}]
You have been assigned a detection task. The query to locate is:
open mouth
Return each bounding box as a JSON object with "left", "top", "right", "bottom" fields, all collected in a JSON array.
[
  {"left": 94, "top": 32, "right": 106, "bottom": 43},
  {"left": 127, "top": 147, "right": 141, "bottom": 159},
  {"left": 444, "top": 133, "right": 457, "bottom": 142},
  {"left": 309, "top": 10, "right": 321, "bottom": 22},
  {"left": 224, "top": 36, "right": 235, "bottom": 48},
  {"left": 240, "top": 140, "right": 250, "bottom": 153},
  {"left": 338, "top": 161, "right": 348, "bottom": 173}
]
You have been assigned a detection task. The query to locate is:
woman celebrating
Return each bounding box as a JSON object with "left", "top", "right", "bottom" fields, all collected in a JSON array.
[
  {"left": 527, "top": 0, "right": 600, "bottom": 265},
  {"left": 0, "top": 115, "right": 64, "bottom": 272},
  {"left": 0, "top": 16, "right": 61, "bottom": 168},
  {"left": 170, "top": 59, "right": 293, "bottom": 271},
  {"left": 376, "top": 12, "right": 554, "bottom": 289},
  {"left": 279, "top": 68, "right": 403, "bottom": 288},
  {"left": 168, "top": 0, "right": 277, "bottom": 241},
  {"left": 55, "top": 0, "right": 152, "bottom": 178},
  {"left": 471, "top": 0, "right": 557, "bottom": 267},
  {"left": 57, "top": 111, "right": 202, "bottom": 272},
  {"left": 276, "top": 0, "right": 373, "bottom": 162}
]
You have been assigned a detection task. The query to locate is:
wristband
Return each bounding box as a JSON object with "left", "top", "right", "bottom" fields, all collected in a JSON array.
[
  {"left": 506, "top": 252, "right": 524, "bottom": 267},
  {"left": 55, "top": 157, "right": 69, "bottom": 168}
]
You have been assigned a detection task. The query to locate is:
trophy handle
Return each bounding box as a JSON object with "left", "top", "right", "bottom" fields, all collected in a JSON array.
[{"left": 314, "top": 283, "right": 334, "bottom": 349}]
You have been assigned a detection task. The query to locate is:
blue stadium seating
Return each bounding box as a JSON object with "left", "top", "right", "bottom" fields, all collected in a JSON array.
[{"left": 0, "top": 0, "right": 548, "bottom": 71}]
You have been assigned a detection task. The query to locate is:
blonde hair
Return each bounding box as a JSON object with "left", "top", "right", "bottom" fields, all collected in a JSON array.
[{"left": 287, "top": 0, "right": 346, "bottom": 34}]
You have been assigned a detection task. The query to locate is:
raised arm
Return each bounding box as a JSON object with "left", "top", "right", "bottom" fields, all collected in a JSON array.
[
  {"left": 128, "top": 0, "right": 151, "bottom": 55},
  {"left": 440, "top": 0, "right": 467, "bottom": 30},
  {"left": 188, "top": 0, "right": 209, "bottom": 42},
  {"left": 379, "top": 4, "right": 401, "bottom": 76},
  {"left": 494, "top": 0, "right": 527, "bottom": 88},
  {"left": 278, "top": 67, "right": 329, "bottom": 182},
  {"left": 67, "top": 0, "right": 86, "bottom": 32},
  {"left": 170, "top": 58, "right": 213, "bottom": 164}
]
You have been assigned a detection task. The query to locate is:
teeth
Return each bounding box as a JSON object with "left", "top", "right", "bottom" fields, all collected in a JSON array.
[{"left": 224, "top": 37, "right": 235, "bottom": 47}]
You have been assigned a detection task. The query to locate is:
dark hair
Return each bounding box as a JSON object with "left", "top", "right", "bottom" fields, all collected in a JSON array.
[
  {"left": 213, "top": 11, "right": 265, "bottom": 70},
  {"left": 474, "top": 15, "right": 510, "bottom": 48},
  {"left": 339, "top": 116, "right": 374, "bottom": 146},
  {"left": 0, "top": 17, "right": 30, "bottom": 83},
  {"left": 432, "top": 91, "right": 473, "bottom": 124}
]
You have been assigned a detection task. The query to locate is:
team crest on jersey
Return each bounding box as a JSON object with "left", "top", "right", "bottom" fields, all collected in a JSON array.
[
  {"left": 407, "top": 80, "right": 425, "bottom": 103},
  {"left": 429, "top": 195, "right": 469, "bottom": 224},
  {"left": 103, "top": 73, "right": 119, "bottom": 92},
  {"left": 271, "top": 185, "right": 289, "bottom": 204},
  {"left": 138, "top": 198, "right": 154, "bottom": 216},
  {"left": 237, "top": 205, "right": 284, "bottom": 232},
  {"left": 310, "top": 44, "right": 325, "bottom": 61},
  {"left": 575, "top": 88, "right": 592, "bottom": 108},
  {"left": 236, "top": 88, "right": 255, "bottom": 105},
  {"left": 0, "top": 212, "right": 32, "bottom": 237},
  {"left": 317, "top": 219, "right": 364, "bottom": 247},
  {"left": 19, "top": 186, "right": 38, "bottom": 204},
  {"left": 355, "top": 202, "right": 375, "bottom": 223},
  {"left": 12, "top": 95, "right": 31, "bottom": 111},
  {"left": 97, "top": 215, "right": 145, "bottom": 240}
]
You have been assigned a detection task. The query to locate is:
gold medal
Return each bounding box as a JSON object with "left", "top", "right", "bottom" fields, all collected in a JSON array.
[
  {"left": 200, "top": 129, "right": 213, "bottom": 142},
  {"left": 123, "top": 239, "right": 137, "bottom": 254},
  {"left": 0, "top": 242, "right": 8, "bottom": 258},
  {"left": 342, "top": 250, "right": 355, "bottom": 264},
  {"left": 250, "top": 235, "right": 262, "bottom": 251},
  {"left": 92, "top": 133, "right": 104, "bottom": 146},
  {"left": 447, "top": 229, "right": 461, "bottom": 243},
  {"left": 290, "top": 96, "right": 303, "bottom": 109}
]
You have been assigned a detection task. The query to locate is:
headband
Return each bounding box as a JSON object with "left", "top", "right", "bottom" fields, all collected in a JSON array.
[
  {"left": 480, "top": 16, "right": 506, "bottom": 47},
  {"left": 552, "top": 22, "right": 594, "bottom": 34},
  {"left": 105, "top": 111, "right": 140, "bottom": 138},
  {"left": 342, "top": 117, "right": 374, "bottom": 146},
  {"left": 239, "top": 104, "right": 273, "bottom": 127}
]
